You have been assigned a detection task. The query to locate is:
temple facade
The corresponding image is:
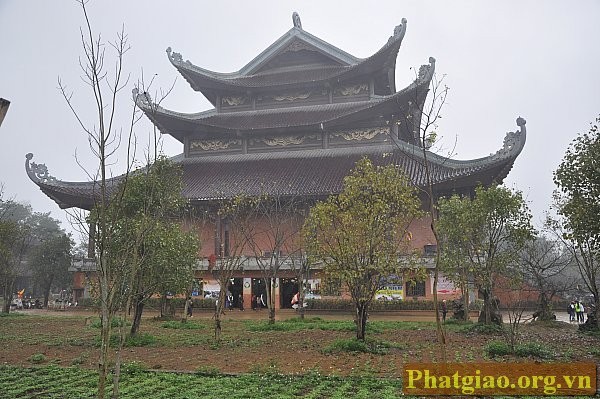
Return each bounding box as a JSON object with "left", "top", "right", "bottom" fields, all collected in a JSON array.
[{"left": 26, "top": 13, "right": 526, "bottom": 308}]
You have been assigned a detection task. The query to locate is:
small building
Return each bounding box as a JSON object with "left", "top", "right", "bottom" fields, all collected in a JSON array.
[{"left": 26, "top": 14, "right": 526, "bottom": 308}]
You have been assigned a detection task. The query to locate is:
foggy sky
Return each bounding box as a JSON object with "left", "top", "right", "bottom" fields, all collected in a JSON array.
[{"left": 1, "top": 1, "right": 599, "bottom": 242}]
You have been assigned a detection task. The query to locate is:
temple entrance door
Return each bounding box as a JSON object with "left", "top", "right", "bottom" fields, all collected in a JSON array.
[
  {"left": 251, "top": 278, "right": 267, "bottom": 309},
  {"left": 228, "top": 278, "right": 243, "bottom": 309},
  {"left": 280, "top": 278, "right": 298, "bottom": 309}
]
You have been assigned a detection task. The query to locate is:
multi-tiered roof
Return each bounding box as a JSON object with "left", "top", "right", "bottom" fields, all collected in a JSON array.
[{"left": 26, "top": 13, "right": 526, "bottom": 210}]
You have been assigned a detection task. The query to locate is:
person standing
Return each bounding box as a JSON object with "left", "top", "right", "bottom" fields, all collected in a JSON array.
[
  {"left": 238, "top": 293, "right": 244, "bottom": 311},
  {"left": 260, "top": 293, "right": 266, "bottom": 309},
  {"left": 576, "top": 300, "right": 585, "bottom": 323},
  {"left": 568, "top": 301, "right": 576, "bottom": 322},
  {"left": 187, "top": 297, "right": 193, "bottom": 318}
]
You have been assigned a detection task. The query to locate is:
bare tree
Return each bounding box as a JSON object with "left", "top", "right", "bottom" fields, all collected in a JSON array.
[
  {"left": 238, "top": 194, "right": 307, "bottom": 325},
  {"left": 520, "top": 235, "right": 575, "bottom": 321},
  {"left": 58, "top": 2, "right": 138, "bottom": 397},
  {"left": 395, "top": 62, "right": 450, "bottom": 357},
  {"left": 199, "top": 200, "right": 251, "bottom": 341}
]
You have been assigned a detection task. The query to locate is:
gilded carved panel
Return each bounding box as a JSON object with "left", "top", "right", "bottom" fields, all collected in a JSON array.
[
  {"left": 334, "top": 83, "right": 369, "bottom": 97},
  {"left": 221, "top": 96, "right": 249, "bottom": 107},
  {"left": 190, "top": 139, "right": 242, "bottom": 152},
  {"left": 249, "top": 134, "right": 320, "bottom": 148},
  {"left": 330, "top": 127, "right": 388, "bottom": 142}
]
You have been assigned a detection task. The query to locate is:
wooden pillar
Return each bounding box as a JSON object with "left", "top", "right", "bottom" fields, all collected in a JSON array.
[
  {"left": 274, "top": 278, "right": 281, "bottom": 310},
  {"left": 243, "top": 277, "right": 252, "bottom": 310},
  {"left": 214, "top": 216, "right": 221, "bottom": 257}
]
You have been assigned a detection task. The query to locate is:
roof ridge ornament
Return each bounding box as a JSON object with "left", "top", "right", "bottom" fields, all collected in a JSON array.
[
  {"left": 166, "top": 47, "right": 191, "bottom": 66},
  {"left": 490, "top": 117, "right": 527, "bottom": 161},
  {"left": 389, "top": 18, "right": 407, "bottom": 43},
  {"left": 132, "top": 87, "right": 153, "bottom": 108},
  {"left": 25, "top": 153, "right": 57, "bottom": 184},
  {"left": 292, "top": 12, "right": 302, "bottom": 30},
  {"left": 417, "top": 57, "right": 436, "bottom": 82}
]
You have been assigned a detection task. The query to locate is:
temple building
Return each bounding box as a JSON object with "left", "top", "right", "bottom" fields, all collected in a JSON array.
[{"left": 26, "top": 13, "right": 526, "bottom": 307}]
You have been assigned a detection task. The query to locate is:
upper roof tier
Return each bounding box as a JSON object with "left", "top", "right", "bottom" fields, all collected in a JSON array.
[
  {"left": 166, "top": 14, "right": 408, "bottom": 105},
  {"left": 25, "top": 118, "right": 527, "bottom": 210},
  {"left": 135, "top": 57, "right": 434, "bottom": 142}
]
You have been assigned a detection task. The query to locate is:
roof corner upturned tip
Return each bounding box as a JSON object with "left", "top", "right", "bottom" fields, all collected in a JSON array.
[
  {"left": 491, "top": 116, "right": 527, "bottom": 163},
  {"left": 25, "top": 153, "right": 59, "bottom": 186},
  {"left": 391, "top": 18, "right": 408, "bottom": 43}
]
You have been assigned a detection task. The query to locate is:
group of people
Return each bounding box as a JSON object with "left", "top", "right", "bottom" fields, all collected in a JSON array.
[
  {"left": 567, "top": 300, "right": 586, "bottom": 323},
  {"left": 251, "top": 293, "right": 266, "bottom": 310}
]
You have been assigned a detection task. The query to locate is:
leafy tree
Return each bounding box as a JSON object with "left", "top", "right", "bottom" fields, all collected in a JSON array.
[
  {"left": 107, "top": 157, "right": 199, "bottom": 336},
  {"left": 437, "top": 186, "right": 534, "bottom": 325},
  {"left": 554, "top": 115, "right": 600, "bottom": 328},
  {"left": 0, "top": 219, "right": 26, "bottom": 313},
  {"left": 304, "top": 158, "right": 421, "bottom": 340},
  {"left": 0, "top": 200, "right": 67, "bottom": 313},
  {"left": 437, "top": 194, "right": 473, "bottom": 321},
  {"left": 30, "top": 233, "right": 73, "bottom": 307}
]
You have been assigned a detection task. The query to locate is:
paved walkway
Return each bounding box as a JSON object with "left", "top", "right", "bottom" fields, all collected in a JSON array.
[{"left": 16, "top": 308, "right": 585, "bottom": 324}]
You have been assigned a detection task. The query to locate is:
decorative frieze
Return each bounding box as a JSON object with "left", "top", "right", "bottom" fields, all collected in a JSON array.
[
  {"left": 335, "top": 83, "right": 368, "bottom": 97},
  {"left": 221, "top": 96, "right": 248, "bottom": 106},
  {"left": 273, "top": 91, "right": 312, "bottom": 102},
  {"left": 249, "top": 134, "right": 321, "bottom": 150},
  {"left": 190, "top": 139, "right": 242, "bottom": 152},
  {"left": 331, "top": 127, "right": 388, "bottom": 142}
]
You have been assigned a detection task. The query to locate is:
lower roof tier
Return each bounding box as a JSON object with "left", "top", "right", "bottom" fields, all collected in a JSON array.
[{"left": 26, "top": 118, "right": 526, "bottom": 211}]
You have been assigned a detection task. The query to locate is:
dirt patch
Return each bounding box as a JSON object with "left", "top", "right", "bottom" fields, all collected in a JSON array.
[{"left": 0, "top": 311, "right": 597, "bottom": 377}]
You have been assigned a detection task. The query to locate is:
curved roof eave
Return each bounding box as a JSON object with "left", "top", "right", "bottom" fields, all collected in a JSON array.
[
  {"left": 166, "top": 18, "right": 408, "bottom": 93},
  {"left": 134, "top": 56, "right": 433, "bottom": 134},
  {"left": 392, "top": 117, "right": 527, "bottom": 189},
  {"left": 25, "top": 116, "right": 525, "bottom": 211}
]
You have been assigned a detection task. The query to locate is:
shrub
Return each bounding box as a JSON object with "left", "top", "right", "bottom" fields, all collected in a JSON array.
[
  {"left": 514, "top": 343, "right": 554, "bottom": 359},
  {"left": 121, "top": 361, "right": 148, "bottom": 374},
  {"left": 322, "top": 338, "right": 393, "bottom": 355},
  {"left": 485, "top": 341, "right": 511, "bottom": 357},
  {"left": 77, "top": 297, "right": 97, "bottom": 308},
  {"left": 485, "top": 340, "right": 555, "bottom": 359},
  {"left": 305, "top": 298, "right": 480, "bottom": 311},
  {"left": 125, "top": 333, "right": 157, "bottom": 347},
  {"left": 28, "top": 353, "right": 47, "bottom": 364},
  {"left": 144, "top": 297, "right": 216, "bottom": 310}
]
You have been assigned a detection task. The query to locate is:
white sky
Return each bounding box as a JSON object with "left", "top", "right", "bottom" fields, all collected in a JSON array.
[{"left": 1, "top": 1, "right": 599, "bottom": 242}]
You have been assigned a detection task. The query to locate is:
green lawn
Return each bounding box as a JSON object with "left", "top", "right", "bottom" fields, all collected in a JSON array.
[{"left": 0, "top": 365, "right": 401, "bottom": 399}]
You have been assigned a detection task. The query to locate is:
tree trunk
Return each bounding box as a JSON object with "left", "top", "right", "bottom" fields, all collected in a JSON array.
[
  {"left": 130, "top": 296, "right": 144, "bottom": 336},
  {"left": 482, "top": 289, "right": 492, "bottom": 324},
  {"left": 537, "top": 292, "right": 554, "bottom": 321},
  {"left": 298, "top": 278, "right": 305, "bottom": 320},
  {"left": 42, "top": 278, "right": 53, "bottom": 309},
  {"left": 479, "top": 289, "right": 502, "bottom": 324},
  {"left": 98, "top": 301, "right": 111, "bottom": 399},
  {"left": 355, "top": 303, "right": 368, "bottom": 340},
  {"left": 267, "top": 278, "right": 276, "bottom": 325},
  {"left": 2, "top": 279, "right": 14, "bottom": 314}
]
